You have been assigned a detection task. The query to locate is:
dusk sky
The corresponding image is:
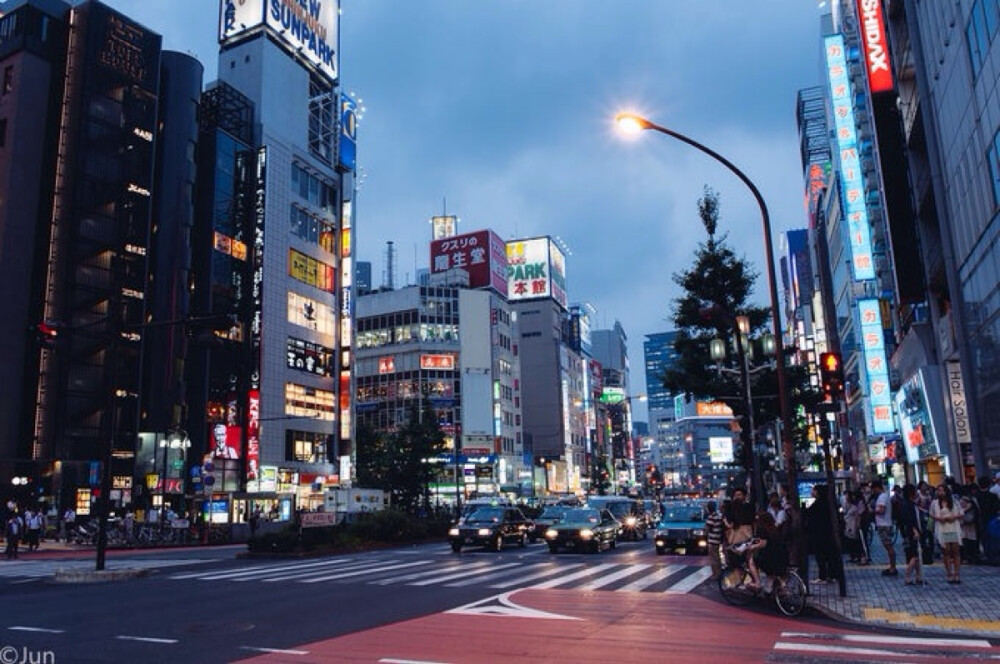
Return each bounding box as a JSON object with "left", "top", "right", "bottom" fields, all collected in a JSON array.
[{"left": 105, "top": 0, "right": 827, "bottom": 422}]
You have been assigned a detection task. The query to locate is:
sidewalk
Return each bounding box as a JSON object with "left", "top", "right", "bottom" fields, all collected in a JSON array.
[{"left": 806, "top": 533, "right": 1000, "bottom": 637}]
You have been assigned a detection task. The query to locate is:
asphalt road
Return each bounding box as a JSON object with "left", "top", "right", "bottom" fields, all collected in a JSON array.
[{"left": 2, "top": 540, "right": 996, "bottom": 663}]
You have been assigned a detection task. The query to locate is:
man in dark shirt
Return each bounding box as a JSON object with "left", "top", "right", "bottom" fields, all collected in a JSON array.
[
  {"left": 723, "top": 487, "right": 755, "bottom": 546},
  {"left": 899, "top": 484, "right": 926, "bottom": 586}
]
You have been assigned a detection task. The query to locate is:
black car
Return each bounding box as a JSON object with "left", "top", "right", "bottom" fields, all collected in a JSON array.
[
  {"left": 587, "top": 497, "right": 647, "bottom": 540},
  {"left": 531, "top": 505, "right": 568, "bottom": 541},
  {"left": 448, "top": 506, "right": 534, "bottom": 552},
  {"left": 653, "top": 501, "right": 709, "bottom": 555},
  {"left": 544, "top": 508, "right": 620, "bottom": 553}
]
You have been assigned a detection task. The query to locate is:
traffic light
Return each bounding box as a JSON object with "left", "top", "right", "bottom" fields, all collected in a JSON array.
[
  {"left": 819, "top": 351, "right": 845, "bottom": 401},
  {"left": 34, "top": 321, "right": 61, "bottom": 349}
]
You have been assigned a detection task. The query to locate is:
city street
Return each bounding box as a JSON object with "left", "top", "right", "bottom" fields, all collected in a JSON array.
[{"left": 1, "top": 541, "right": 998, "bottom": 663}]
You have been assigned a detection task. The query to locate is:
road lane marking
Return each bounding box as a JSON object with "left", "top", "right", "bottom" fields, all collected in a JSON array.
[
  {"left": 260, "top": 559, "right": 406, "bottom": 583},
  {"left": 779, "top": 632, "right": 994, "bottom": 648},
  {"left": 664, "top": 566, "right": 711, "bottom": 593},
  {"left": 299, "top": 560, "right": 430, "bottom": 583},
  {"left": 174, "top": 557, "right": 353, "bottom": 580},
  {"left": 616, "top": 564, "right": 685, "bottom": 592},
  {"left": 371, "top": 561, "right": 491, "bottom": 586},
  {"left": 116, "top": 635, "right": 178, "bottom": 644},
  {"left": 489, "top": 563, "right": 583, "bottom": 588},
  {"left": 408, "top": 562, "right": 523, "bottom": 586},
  {"left": 8, "top": 626, "right": 65, "bottom": 634},
  {"left": 446, "top": 591, "right": 581, "bottom": 620},
  {"left": 241, "top": 646, "right": 309, "bottom": 655},
  {"left": 579, "top": 564, "right": 651, "bottom": 590},
  {"left": 446, "top": 562, "right": 553, "bottom": 587},
  {"left": 774, "top": 640, "right": 1000, "bottom": 659},
  {"left": 379, "top": 658, "right": 453, "bottom": 664},
  {"left": 530, "top": 563, "right": 617, "bottom": 589}
]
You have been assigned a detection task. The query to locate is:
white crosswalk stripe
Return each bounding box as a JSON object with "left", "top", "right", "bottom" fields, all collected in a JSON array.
[
  {"left": 769, "top": 632, "right": 1000, "bottom": 662},
  {"left": 152, "top": 553, "right": 712, "bottom": 594}
]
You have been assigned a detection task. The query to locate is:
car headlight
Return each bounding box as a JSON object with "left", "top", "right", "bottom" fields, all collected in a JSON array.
[
  {"left": 625, "top": 516, "right": 637, "bottom": 526},
  {"left": 478, "top": 528, "right": 492, "bottom": 536},
  {"left": 580, "top": 529, "right": 594, "bottom": 539},
  {"left": 697, "top": 539, "right": 707, "bottom": 548},
  {"left": 448, "top": 528, "right": 459, "bottom": 537},
  {"left": 693, "top": 529, "right": 705, "bottom": 537},
  {"left": 545, "top": 529, "right": 558, "bottom": 539}
]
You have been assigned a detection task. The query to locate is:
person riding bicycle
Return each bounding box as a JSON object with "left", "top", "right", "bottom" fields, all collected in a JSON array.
[{"left": 741, "top": 510, "right": 789, "bottom": 592}]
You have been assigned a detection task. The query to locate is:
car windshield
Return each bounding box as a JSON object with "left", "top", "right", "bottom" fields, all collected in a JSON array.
[
  {"left": 602, "top": 502, "right": 631, "bottom": 518},
  {"left": 562, "top": 509, "right": 601, "bottom": 524},
  {"left": 465, "top": 507, "right": 503, "bottom": 523},
  {"left": 659, "top": 504, "right": 704, "bottom": 523},
  {"left": 539, "top": 506, "right": 566, "bottom": 519}
]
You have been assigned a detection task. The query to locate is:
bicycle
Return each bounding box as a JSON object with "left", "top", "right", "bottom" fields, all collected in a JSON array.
[{"left": 718, "top": 542, "right": 807, "bottom": 616}]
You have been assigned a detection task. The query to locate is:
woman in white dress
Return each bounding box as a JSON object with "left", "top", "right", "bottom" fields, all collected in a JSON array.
[{"left": 929, "top": 484, "right": 964, "bottom": 584}]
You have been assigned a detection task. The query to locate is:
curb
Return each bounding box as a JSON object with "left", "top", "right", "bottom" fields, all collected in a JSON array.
[{"left": 52, "top": 568, "right": 150, "bottom": 583}]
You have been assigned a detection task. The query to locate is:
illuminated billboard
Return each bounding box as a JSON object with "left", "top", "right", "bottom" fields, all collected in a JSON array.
[
  {"left": 825, "top": 34, "right": 876, "bottom": 282},
  {"left": 858, "top": 298, "right": 895, "bottom": 434},
  {"left": 709, "top": 436, "right": 735, "bottom": 464},
  {"left": 894, "top": 371, "right": 941, "bottom": 464},
  {"left": 855, "top": 0, "right": 894, "bottom": 94},
  {"left": 219, "top": 0, "right": 340, "bottom": 82},
  {"left": 430, "top": 229, "right": 508, "bottom": 295},
  {"left": 506, "top": 236, "right": 568, "bottom": 308}
]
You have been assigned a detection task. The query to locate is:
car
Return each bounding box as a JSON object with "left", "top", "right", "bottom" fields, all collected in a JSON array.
[
  {"left": 544, "top": 508, "right": 620, "bottom": 553},
  {"left": 448, "top": 506, "right": 533, "bottom": 552},
  {"left": 586, "top": 497, "right": 647, "bottom": 541},
  {"left": 531, "top": 505, "right": 568, "bottom": 541},
  {"left": 653, "top": 501, "right": 709, "bottom": 555},
  {"left": 457, "top": 497, "right": 514, "bottom": 523},
  {"left": 642, "top": 499, "right": 662, "bottom": 529}
]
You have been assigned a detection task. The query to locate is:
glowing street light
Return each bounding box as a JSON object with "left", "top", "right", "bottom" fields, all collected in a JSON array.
[{"left": 614, "top": 112, "right": 798, "bottom": 506}]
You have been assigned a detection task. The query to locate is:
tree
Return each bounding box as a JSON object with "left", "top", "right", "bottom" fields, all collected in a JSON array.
[
  {"left": 660, "top": 188, "right": 820, "bottom": 483},
  {"left": 355, "top": 400, "right": 446, "bottom": 513}
]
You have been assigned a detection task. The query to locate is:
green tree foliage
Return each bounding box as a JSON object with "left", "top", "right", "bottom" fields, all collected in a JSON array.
[{"left": 355, "top": 400, "right": 446, "bottom": 513}]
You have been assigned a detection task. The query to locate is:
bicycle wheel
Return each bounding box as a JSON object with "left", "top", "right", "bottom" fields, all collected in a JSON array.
[
  {"left": 718, "top": 565, "right": 755, "bottom": 606},
  {"left": 773, "top": 570, "right": 807, "bottom": 616}
]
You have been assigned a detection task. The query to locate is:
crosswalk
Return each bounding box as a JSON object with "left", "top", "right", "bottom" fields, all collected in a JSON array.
[
  {"left": 767, "top": 631, "right": 1000, "bottom": 663},
  {"left": 0, "top": 557, "right": 216, "bottom": 580},
  {"left": 165, "top": 554, "right": 713, "bottom": 594}
]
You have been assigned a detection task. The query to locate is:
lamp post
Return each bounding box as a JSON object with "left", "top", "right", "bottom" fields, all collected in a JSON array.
[{"left": 615, "top": 113, "right": 798, "bottom": 507}]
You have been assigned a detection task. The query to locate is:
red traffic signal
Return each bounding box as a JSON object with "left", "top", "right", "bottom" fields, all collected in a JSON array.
[{"left": 819, "top": 351, "right": 845, "bottom": 400}]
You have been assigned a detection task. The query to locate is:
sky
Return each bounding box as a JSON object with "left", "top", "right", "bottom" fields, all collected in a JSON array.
[{"left": 103, "top": 0, "right": 827, "bottom": 423}]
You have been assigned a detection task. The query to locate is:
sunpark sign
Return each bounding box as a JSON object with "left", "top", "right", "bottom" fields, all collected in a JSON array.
[{"left": 219, "top": 0, "right": 339, "bottom": 82}]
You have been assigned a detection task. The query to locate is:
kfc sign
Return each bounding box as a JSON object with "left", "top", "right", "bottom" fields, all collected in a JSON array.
[{"left": 856, "top": 0, "right": 893, "bottom": 94}]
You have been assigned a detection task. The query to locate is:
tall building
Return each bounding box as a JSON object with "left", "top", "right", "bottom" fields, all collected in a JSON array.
[
  {"left": 592, "top": 320, "right": 636, "bottom": 490},
  {"left": 214, "top": 0, "right": 351, "bottom": 506},
  {"left": 641, "top": 331, "right": 681, "bottom": 487},
  {"left": 885, "top": 0, "right": 1000, "bottom": 478},
  {"left": 643, "top": 331, "right": 679, "bottom": 413}
]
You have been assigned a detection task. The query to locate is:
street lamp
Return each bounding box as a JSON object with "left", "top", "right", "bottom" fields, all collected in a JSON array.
[{"left": 615, "top": 112, "right": 798, "bottom": 506}]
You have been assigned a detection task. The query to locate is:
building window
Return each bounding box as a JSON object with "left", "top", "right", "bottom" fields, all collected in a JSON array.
[
  {"left": 0, "top": 118, "right": 6, "bottom": 148},
  {"left": 308, "top": 75, "right": 335, "bottom": 164},
  {"left": 2, "top": 66, "right": 12, "bottom": 94},
  {"left": 989, "top": 129, "right": 1000, "bottom": 208}
]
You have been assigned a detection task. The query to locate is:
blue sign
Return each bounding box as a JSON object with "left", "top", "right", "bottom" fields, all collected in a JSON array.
[{"left": 339, "top": 92, "right": 357, "bottom": 172}]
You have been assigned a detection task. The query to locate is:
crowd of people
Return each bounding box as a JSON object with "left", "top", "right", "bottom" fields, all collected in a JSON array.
[{"left": 704, "top": 471, "right": 1000, "bottom": 590}]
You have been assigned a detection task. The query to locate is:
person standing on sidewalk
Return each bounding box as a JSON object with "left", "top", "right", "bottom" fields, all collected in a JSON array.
[
  {"left": 24, "top": 508, "right": 43, "bottom": 552},
  {"left": 704, "top": 500, "right": 724, "bottom": 580},
  {"left": 805, "top": 484, "right": 835, "bottom": 583},
  {"left": 930, "top": 484, "right": 964, "bottom": 583},
  {"left": 900, "top": 484, "right": 926, "bottom": 586},
  {"left": 872, "top": 481, "right": 898, "bottom": 576}
]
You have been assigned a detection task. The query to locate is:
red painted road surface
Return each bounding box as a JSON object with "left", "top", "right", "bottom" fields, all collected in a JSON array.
[{"left": 235, "top": 589, "right": 999, "bottom": 663}]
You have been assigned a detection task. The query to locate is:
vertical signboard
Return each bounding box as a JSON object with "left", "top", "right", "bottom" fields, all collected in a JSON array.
[
  {"left": 338, "top": 92, "right": 357, "bottom": 172},
  {"left": 431, "top": 215, "right": 457, "bottom": 240},
  {"left": 855, "top": 0, "right": 894, "bottom": 94},
  {"left": 246, "top": 390, "right": 260, "bottom": 481},
  {"left": 825, "top": 35, "right": 876, "bottom": 282},
  {"left": 858, "top": 298, "right": 895, "bottom": 434}
]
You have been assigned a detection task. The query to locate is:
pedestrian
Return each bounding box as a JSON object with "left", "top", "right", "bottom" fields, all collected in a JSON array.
[
  {"left": 872, "top": 481, "right": 898, "bottom": 576},
  {"left": 249, "top": 508, "right": 261, "bottom": 538},
  {"left": 4, "top": 512, "right": 22, "bottom": 559},
  {"left": 899, "top": 484, "right": 926, "bottom": 586},
  {"left": 805, "top": 484, "right": 836, "bottom": 584},
  {"left": 930, "top": 483, "right": 964, "bottom": 583},
  {"left": 917, "top": 481, "right": 935, "bottom": 565},
  {"left": 722, "top": 487, "right": 755, "bottom": 548},
  {"left": 61, "top": 506, "right": 76, "bottom": 542},
  {"left": 976, "top": 476, "right": 1000, "bottom": 564},
  {"left": 959, "top": 494, "right": 980, "bottom": 565},
  {"left": 24, "top": 508, "right": 43, "bottom": 552},
  {"left": 704, "top": 500, "right": 724, "bottom": 580},
  {"left": 842, "top": 490, "right": 866, "bottom": 564}
]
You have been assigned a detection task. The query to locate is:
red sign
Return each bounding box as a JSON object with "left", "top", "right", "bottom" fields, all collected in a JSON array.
[
  {"left": 856, "top": 0, "right": 893, "bottom": 93},
  {"left": 420, "top": 354, "right": 455, "bottom": 370},
  {"left": 430, "top": 229, "right": 508, "bottom": 296},
  {"left": 246, "top": 390, "right": 260, "bottom": 481},
  {"left": 378, "top": 356, "right": 395, "bottom": 374},
  {"left": 210, "top": 423, "right": 242, "bottom": 459}
]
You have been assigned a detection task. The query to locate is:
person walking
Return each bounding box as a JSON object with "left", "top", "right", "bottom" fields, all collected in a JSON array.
[
  {"left": 900, "top": 484, "right": 926, "bottom": 586},
  {"left": 4, "top": 512, "right": 22, "bottom": 559},
  {"left": 930, "top": 484, "right": 964, "bottom": 583},
  {"left": 24, "top": 508, "right": 43, "bottom": 552},
  {"left": 843, "top": 490, "right": 867, "bottom": 564},
  {"left": 705, "top": 500, "right": 724, "bottom": 580},
  {"left": 805, "top": 484, "right": 836, "bottom": 583},
  {"left": 872, "top": 481, "right": 898, "bottom": 576}
]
